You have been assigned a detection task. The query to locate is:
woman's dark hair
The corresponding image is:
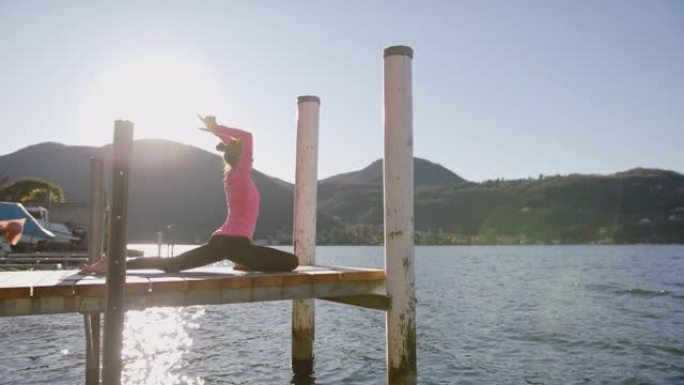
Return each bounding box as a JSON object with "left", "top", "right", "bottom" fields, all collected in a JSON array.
[{"left": 216, "top": 140, "right": 242, "bottom": 169}]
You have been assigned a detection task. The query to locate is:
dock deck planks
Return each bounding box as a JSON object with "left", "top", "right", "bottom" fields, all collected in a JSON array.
[{"left": 0, "top": 265, "right": 386, "bottom": 317}]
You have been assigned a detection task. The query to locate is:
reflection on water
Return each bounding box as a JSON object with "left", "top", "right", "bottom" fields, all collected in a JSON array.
[
  {"left": 122, "top": 307, "right": 205, "bottom": 385},
  {"left": 1, "top": 245, "right": 682, "bottom": 384},
  {"left": 291, "top": 371, "right": 316, "bottom": 385}
]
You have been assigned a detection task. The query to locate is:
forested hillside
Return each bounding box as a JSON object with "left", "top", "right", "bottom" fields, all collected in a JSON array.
[{"left": 2, "top": 142, "right": 682, "bottom": 244}]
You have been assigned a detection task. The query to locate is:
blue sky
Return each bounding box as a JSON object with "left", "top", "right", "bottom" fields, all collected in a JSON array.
[{"left": 1, "top": 0, "right": 682, "bottom": 183}]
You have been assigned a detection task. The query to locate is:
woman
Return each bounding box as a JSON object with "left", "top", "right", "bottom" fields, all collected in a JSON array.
[{"left": 81, "top": 116, "right": 298, "bottom": 273}]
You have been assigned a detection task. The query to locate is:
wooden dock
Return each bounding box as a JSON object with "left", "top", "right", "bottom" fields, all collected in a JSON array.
[
  {"left": 1, "top": 252, "right": 88, "bottom": 270},
  {"left": 0, "top": 265, "right": 387, "bottom": 317},
  {"left": 0, "top": 45, "right": 417, "bottom": 384},
  {"left": 0, "top": 250, "right": 143, "bottom": 270}
]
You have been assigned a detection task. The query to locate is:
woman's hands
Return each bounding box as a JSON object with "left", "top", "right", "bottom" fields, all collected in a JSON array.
[{"left": 198, "top": 114, "right": 218, "bottom": 132}]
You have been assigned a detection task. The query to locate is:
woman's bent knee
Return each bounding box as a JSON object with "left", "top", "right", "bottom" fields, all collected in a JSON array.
[{"left": 288, "top": 255, "right": 299, "bottom": 270}]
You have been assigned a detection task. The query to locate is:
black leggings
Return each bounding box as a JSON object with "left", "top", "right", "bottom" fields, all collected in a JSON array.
[{"left": 126, "top": 235, "right": 299, "bottom": 273}]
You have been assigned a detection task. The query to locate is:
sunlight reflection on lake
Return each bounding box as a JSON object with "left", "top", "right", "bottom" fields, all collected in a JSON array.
[
  {"left": 0, "top": 246, "right": 682, "bottom": 384},
  {"left": 122, "top": 307, "right": 206, "bottom": 385}
]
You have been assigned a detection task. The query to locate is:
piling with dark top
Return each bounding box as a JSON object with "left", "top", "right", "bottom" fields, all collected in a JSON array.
[
  {"left": 84, "top": 156, "right": 105, "bottom": 385},
  {"left": 102, "top": 120, "right": 134, "bottom": 385},
  {"left": 383, "top": 45, "right": 417, "bottom": 384},
  {"left": 292, "top": 95, "right": 320, "bottom": 375}
]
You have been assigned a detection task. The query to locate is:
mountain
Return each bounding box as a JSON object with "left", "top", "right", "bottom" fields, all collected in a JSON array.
[
  {"left": 412, "top": 171, "right": 684, "bottom": 244},
  {"left": 0, "top": 142, "right": 101, "bottom": 202},
  {"left": 0, "top": 140, "right": 298, "bottom": 243},
  {"left": 320, "top": 158, "right": 465, "bottom": 186},
  {"left": 2, "top": 141, "right": 683, "bottom": 244},
  {"left": 319, "top": 165, "right": 683, "bottom": 244},
  {"left": 317, "top": 158, "right": 466, "bottom": 226}
]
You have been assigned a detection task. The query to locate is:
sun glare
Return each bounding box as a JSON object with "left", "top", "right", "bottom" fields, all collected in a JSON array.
[
  {"left": 122, "top": 307, "right": 205, "bottom": 385},
  {"left": 77, "top": 53, "right": 230, "bottom": 145}
]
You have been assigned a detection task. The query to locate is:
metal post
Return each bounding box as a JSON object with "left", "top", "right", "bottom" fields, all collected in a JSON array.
[
  {"left": 383, "top": 45, "right": 417, "bottom": 384},
  {"left": 84, "top": 156, "right": 105, "bottom": 385},
  {"left": 102, "top": 120, "right": 134, "bottom": 385},
  {"left": 292, "top": 95, "right": 320, "bottom": 376}
]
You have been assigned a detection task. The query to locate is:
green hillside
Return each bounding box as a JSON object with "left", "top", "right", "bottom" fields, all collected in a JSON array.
[
  {"left": 2, "top": 141, "right": 682, "bottom": 245},
  {"left": 319, "top": 169, "right": 684, "bottom": 244}
]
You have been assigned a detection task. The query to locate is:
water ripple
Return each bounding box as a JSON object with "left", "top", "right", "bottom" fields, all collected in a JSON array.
[{"left": 1, "top": 245, "right": 683, "bottom": 384}]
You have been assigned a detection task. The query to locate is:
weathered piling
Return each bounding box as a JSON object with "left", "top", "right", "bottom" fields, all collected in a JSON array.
[
  {"left": 88, "top": 156, "right": 106, "bottom": 264},
  {"left": 84, "top": 156, "right": 105, "bottom": 385},
  {"left": 102, "top": 120, "right": 134, "bottom": 385},
  {"left": 383, "top": 45, "right": 417, "bottom": 384},
  {"left": 292, "top": 95, "right": 320, "bottom": 375}
]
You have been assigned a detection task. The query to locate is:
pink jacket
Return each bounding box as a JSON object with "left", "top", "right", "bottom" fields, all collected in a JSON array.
[{"left": 212, "top": 125, "right": 260, "bottom": 240}]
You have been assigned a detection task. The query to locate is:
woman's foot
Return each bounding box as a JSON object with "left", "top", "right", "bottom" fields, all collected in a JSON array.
[{"left": 79, "top": 258, "right": 108, "bottom": 274}]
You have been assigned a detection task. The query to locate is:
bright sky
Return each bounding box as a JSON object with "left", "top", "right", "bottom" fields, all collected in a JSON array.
[{"left": 1, "top": 0, "right": 682, "bottom": 183}]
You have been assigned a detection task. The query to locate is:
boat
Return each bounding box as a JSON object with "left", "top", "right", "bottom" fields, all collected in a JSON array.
[
  {"left": 0, "top": 202, "right": 86, "bottom": 251},
  {"left": 24, "top": 205, "right": 87, "bottom": 251},
  {"left": 0, "top": 202, "right": 55, "bottom": 251}
]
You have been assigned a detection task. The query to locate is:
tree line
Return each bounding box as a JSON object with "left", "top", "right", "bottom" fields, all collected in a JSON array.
[{"left": 0, "top": 177, "right": 66, "bottom": 204}]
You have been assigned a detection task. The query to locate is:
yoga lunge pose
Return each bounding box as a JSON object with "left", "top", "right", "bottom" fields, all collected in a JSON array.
[{"left": 81, "top": 116, "right": 299, "bottom": 274}]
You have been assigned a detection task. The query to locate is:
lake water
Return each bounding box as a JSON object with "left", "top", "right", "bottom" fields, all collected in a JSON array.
[{"left": 1, "top": 245, "right": 683, "bottom": 384}]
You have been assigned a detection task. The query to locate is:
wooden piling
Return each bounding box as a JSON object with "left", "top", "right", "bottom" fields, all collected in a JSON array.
[
  {"left": 292, "top": 95, "right": 320, "bottom": 375},
  {"left": 102, "top": 120, "right": 134, "bottom": 385},
  {"left": 88, "top": 156, "right": 106, "bottom": 265},
  {"left": 84, "top": 156, "right": 105, "bottom": 385},
  {"left": 383, "top": 45, "right": 417, "bottom": 384}
]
